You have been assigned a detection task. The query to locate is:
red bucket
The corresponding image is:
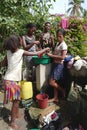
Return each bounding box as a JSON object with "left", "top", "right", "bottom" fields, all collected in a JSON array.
[{"left": 36, "top": 93, "right": 49, "bottom": 109}]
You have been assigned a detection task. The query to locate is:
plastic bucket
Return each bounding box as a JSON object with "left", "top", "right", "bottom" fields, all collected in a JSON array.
[
  {"left": 19, "top": 81, "right": 33, "bottom": 99},
  {"left": 36, "top": 93, "right": 49, "bottom": 109}
]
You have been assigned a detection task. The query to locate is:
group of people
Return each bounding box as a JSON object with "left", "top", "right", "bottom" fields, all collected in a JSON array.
[
  {"left": 22, "top": 22, "right": 55, "bottom": 81},
  {"left": 1, "top": 21, "right": 68, "bottom": 129}
]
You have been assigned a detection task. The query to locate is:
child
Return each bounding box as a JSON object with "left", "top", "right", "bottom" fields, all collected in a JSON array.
[
  {"left": 2, "top": 34, "right": 49, "bottom": 129},
  {"left": 39, "top": 22, "right": 54, "bottom": 51},
  {"left": 22, "top": 23, "right": 40, "bottom": 81},
  {"left": 47, "top": 29, "right": 68, "bottom": 103}
]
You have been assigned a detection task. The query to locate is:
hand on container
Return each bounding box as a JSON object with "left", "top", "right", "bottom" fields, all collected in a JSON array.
[
  {"left": 46, "top": 52, "right": 52, "bottom": 57},
  {"left": 38, "top": 47, "right": 50, "bottom": 58},
  {"left": 33, "top": 41, "right": 40, "bottom": 45},
  {"left": 45, "top": 47, "right": 50, "bottom": 51}
]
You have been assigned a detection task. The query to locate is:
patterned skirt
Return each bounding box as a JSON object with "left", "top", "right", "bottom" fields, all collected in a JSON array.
[
  {"left": 4, "top": 80, "right": 21, "bottom": 104},
  {"left": 51, "top": 62, "right": 64, "bottom": 81}
]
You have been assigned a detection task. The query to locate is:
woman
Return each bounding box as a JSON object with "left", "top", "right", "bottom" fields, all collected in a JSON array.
[{"left": 47, "top": 29, "right": 68, "bottom": 103}]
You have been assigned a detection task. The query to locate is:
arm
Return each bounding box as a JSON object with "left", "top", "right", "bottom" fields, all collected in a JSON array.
[
  {"left": 37, "top": 33, "right": 43, "bottom": 49},
  {"left": 47, "top": 50, "right": 67, "bottom": 60},
  {"left": 23, "top": 47, "right": 50, "bottom": 56},
  {"left": 22, "top": 36, "right": 40, "bottom": 51},
  {"left": 50, "top": 34, "right": 55, "bottom": 47},
  {"left": 38, "top": 33, "right": 43, "bottom": 42}
]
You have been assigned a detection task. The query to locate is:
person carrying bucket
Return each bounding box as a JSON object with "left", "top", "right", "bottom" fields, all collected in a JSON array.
[{"left": 1, "top": 34, "right": 50, "bottom": 130}]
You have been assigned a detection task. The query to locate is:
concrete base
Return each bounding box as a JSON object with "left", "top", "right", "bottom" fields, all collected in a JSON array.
[{"left": 36, "top": 63, "right": 51, "bottom": 91}]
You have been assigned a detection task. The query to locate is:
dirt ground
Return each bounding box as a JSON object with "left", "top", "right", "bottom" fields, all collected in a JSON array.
[
  {"left": 0, "top": 95, "right": 58, "bottom": 129},
  {"left": 0, "top": 91, "right": 65, "bottom": 130},
  {"left": 0, "top": 86, "right": 83, "bottom": 130},
  {"left": 0, "top": 91, "right": 72, "bottom": 130},
  {"left": 0, "top": 86, "right": 33, "bottom": 130}
]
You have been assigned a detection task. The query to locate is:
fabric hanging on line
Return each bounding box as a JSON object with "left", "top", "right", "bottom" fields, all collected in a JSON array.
[{"left": 60, "top": 18, "right": 69, "bottom": 29}]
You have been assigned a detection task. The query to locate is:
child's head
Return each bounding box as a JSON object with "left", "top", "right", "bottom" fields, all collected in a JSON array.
[
  {"left": 3, "top": 34, "right": 22, "bottom": 53},
  {"left": 56, "top": 29, "right": 66, "bottom": 43},
  {"left": 44, "top": 22, "right": 51, "bottom": 32},
  {"left": 26, "top": 23, "right": 36, "bottom": 35}
]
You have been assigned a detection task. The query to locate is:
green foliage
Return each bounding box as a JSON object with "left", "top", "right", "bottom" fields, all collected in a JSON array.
[
  {"left": 0, "top": 53, "right": 7, "bottom": 76},
  {"left": 79, "top": 43, "right": 87, "bottom": 57},
  {"left": 0, "top": 0, "right": 56, "bottom": 75},
  {"left": 0, "top": 0, "right": 54, "bottom": 44},
  {"left": 83, "top": 9, "right": 87, "bottom": 18},
  {"left": 65, "top": 17, "right": 87, "bottom": 56},
  {"left": 0, "top": 0, "right": 87, "bottom": 77},
  {"left": 67, "top": 0, "right": 84, "bottom": 16}
]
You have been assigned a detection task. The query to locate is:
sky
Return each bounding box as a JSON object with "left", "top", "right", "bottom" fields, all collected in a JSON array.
[{"left": 49, "top": 0, "right": 87, "bottom": 15}]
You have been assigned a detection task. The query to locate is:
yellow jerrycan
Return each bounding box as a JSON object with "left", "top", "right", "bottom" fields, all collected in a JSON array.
[{"left": 19, "top": 81, "right": 33, "bottom": 100}]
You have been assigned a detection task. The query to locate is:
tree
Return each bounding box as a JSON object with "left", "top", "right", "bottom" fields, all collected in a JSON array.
[
  {"left": 67, "top": 0, "right": 84, "bottom": 16},
  {"left": 83, "top": 9, "right": 87, "bottom": 18},
  {"left": 0, "top": 0, "right": 56, "bottom": 46},
  {"left": 0, "top": 0, "right": 57, "bottom": 75}
]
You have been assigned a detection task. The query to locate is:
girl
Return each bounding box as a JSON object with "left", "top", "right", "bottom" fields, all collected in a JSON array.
[
  {"left": 39, "top": 22, "right": 54, "bottom": 51},
  {"left": 47, "top": 29, "right": 68, "bottom": 103},
  {"left": 2, "top": 34, "right": 49, "bottom": 129},
  {"left": 22, "top": 23, "right": 40, "bottom": 81}
]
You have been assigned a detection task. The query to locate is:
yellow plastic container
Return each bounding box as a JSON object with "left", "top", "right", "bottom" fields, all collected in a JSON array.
[
  {"left": 19, "top": 81, "right": 25, "bottom": 98},
  {"left": 19, "top": 81, "right": 33, "bottom": 99}
]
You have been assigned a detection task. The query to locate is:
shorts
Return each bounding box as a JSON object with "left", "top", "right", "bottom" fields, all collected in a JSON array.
[
  {"left": 4, "top": 80, "right": 21, "bottom": 104},
  {"left": 51, "top": 62, "right": 64, "bottom": 81}
]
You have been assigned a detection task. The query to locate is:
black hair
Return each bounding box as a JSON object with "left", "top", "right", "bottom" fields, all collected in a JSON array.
[
  {"left": 45, "top": 22, "right": 51, "bottom": 26},
  {"left": 56, "top": 28, "right": 66, "bottom": 36},
  {"left": 3, "top": 35, "right": 21, "bottom": 53},
  {"left": 26, "top": 23, "right": 36, "bottom": 29}
]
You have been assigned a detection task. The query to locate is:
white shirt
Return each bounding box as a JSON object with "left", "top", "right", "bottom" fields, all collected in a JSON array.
[
  {"left": 54, "top": 41, "right": 67, "bottom": 63},
  {"left": 4, "top": 49, "right": 24, "bottom": 81}
]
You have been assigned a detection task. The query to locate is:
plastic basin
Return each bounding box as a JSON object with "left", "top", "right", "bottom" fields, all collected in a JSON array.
[{"left": 32, "top": 55, "right": 51, "bottom": 65}]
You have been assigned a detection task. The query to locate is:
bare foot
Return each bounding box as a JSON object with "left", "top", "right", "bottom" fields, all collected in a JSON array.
[
  {"left": 9, "top": 123, "right": 20, "bottom": 130},
  {"left": 48, "top": 98, "right": 59, "bottom": 103},
  {"left": 53, "top": 99, "right": 59, "bottom": 103}
]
